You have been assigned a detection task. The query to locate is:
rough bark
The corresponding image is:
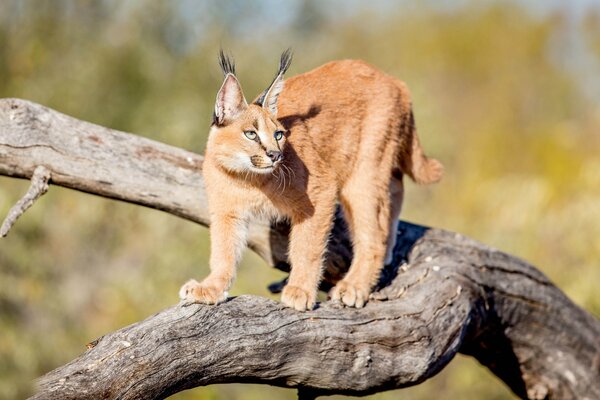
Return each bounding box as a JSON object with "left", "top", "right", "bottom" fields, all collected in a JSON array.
[{"left": 1, "top": 98, "right": 599, "bottom": 399}]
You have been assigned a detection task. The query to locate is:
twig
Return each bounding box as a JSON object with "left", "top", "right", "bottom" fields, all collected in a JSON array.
[{"left": 1, "top": 165, "right": 51, "bottom": 237}]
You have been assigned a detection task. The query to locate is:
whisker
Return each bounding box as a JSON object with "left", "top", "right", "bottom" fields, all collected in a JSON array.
[
  {"left": 271, "top": 170, "right": 281, "bottom": 190},
  {"left": 283, "top": 163, "right": 295, "bottom": 182},
  {"left": 280, "top": 165, "right": 287, "bottom": 192},
  {"left": 280, "top": 167, "right": 286, "bottom": 193},
  {"left": 282, "top": 164, "right": 293, "bottom": 190},
  {"left": 284, "top": 165, "right": 291, "bottom": 191},
  {"left": 273, "top": 168, "right": 282, "bottom": 192},
  {"left": 281, "top": 164, "right": 288, "bottom": 190}
]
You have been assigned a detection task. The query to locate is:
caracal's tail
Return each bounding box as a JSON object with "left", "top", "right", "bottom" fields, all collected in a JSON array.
[{"left": 398, "top": 110, "right": 443, "bottom": 184}]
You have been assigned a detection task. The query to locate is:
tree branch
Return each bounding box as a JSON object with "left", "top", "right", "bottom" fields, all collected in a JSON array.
[
  {"left": 30, "top": 225, "right": 600, "bottom": 400},
  {"left": 1, "top": 98, "right": 599, "bottom": 399},
  {"left": 1, "top": 165, "right": 50, "bottom": 236}
]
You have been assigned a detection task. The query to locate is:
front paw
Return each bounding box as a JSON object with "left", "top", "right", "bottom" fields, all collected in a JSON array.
[
  {"left": 329, "top": 280, "right": 370, "bottom": 308},
  {"left": 179, "top": 279, "right": 227, "bottom": 305},
  {"left": 281, "top": 285, "right": 316, "bottom": 311}
]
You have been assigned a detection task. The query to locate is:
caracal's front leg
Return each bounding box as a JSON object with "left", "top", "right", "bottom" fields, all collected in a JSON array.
[
  {"left": 179, "top": 214, "right": 247, "bottom": 305},
  {"left": 282, "top": 200, "right": 336, "bottom": 311}
]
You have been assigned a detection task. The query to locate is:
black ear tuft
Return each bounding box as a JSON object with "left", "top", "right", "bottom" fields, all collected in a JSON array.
[
  {"left": 278, "top": 48, "right": 293, "bottom": 76},
  {"left": 255, "top": 48, "right": 293, "bottom": 107},
  {"left": 218, "top": 49, "right": 236, "bottom": 76}
]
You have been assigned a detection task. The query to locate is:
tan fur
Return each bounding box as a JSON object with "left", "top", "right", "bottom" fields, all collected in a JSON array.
[{"left": 179, "top": 56, "right": 442, "bottom": 311}]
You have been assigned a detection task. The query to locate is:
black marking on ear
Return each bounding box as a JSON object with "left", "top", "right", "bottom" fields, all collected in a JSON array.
[
  {"left": 218, "top": 49, "right": 236, "bottom": 76},
  {"left": 255, "top": 48, "right": 293, "bottom": 107},
  {"left": 278, "top": 48, "right": 293, "bottom": 76}
]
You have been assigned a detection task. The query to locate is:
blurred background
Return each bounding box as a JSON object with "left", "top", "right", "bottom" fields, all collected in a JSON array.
[{"left": 1, "top": 0, "right": 599, "bottom": 399}]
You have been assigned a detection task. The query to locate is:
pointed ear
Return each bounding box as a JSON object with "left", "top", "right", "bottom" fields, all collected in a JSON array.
[
  {"left": 261, "top": 75, "right": 284, "bottom": 117},
  {"left": 256, "top": 49, "right": 293, "bottom": 117},
  {"left": 214, "top": 74, "right": 247, "bottom": 126}
]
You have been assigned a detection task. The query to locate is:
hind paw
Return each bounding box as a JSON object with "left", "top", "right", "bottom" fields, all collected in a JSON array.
[{"left": 329, "top": 280, "right": 370, "bottom": 308}]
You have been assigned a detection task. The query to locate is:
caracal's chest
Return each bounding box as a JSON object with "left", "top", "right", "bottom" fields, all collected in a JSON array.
[
  {"left": 203, "top": 169, "right": 289, "bottom": 223},
  {"left": 243, "top": 186, "right": 289, "bottom": 223}
]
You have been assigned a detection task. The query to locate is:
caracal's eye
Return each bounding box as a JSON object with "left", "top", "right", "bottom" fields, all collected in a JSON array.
[
  {"left": 274, "top": 130, "right": 284, "bottom": 141},
  {"left": 244, "top": 130, "right": 257, "bottom": 140}
]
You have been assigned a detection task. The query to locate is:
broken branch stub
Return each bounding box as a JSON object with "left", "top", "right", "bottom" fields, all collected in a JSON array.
[{"left": 1, "top": 165, "right": 51, "bottom": 237}]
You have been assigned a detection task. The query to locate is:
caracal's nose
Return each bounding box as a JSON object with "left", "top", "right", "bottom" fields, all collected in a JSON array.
[{"left": 266, "top": 150, "right": 283, "bottom": 163}]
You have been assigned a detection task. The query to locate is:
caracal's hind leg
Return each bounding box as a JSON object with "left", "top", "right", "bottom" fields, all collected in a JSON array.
[
  {"left": 384, "top": 174, "right": 404, "bottom": 265},
  {"left": 331, "top": 171, "right": 392, "bottom": 308}
]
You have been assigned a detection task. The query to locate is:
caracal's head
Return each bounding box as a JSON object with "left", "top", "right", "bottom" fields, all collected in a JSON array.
[{"left": 207, "top": 50, "right": 292, "bottom": 176}]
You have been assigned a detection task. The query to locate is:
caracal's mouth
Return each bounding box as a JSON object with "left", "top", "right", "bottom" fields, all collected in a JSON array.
[
  {"left": 250, "top": 164, "right": 279, "bottom": 174},
  {"left": 249, "top": 158, "right": 282, "bottom": 173}
]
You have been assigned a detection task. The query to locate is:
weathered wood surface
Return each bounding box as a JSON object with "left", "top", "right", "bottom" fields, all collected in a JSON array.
[{"left": 1, "top": 98, "right": 599, "bottom": 399}]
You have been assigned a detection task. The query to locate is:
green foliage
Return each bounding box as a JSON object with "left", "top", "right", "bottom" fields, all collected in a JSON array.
[{"left": 0, "top": 1, "right": 598, "bottom": 399}]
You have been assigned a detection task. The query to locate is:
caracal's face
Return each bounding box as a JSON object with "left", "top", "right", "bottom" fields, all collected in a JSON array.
[{"left": 209, "top": 104, "right": 287, "bottom": 175}]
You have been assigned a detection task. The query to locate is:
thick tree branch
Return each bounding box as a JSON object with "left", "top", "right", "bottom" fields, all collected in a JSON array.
[
  {"left": 30, "top": 225, "right": 600, "bottom": 400},
  {"left": 1, "top": 98, "right": 599, "bottom": 399}
]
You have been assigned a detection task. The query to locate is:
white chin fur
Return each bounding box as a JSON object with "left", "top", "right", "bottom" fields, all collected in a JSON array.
[
  {"left": 250, "top": 166, "right": 274, "bottom": 174},
  {"left": 219, "top": 154, "right": 255, "bottom": 173}
]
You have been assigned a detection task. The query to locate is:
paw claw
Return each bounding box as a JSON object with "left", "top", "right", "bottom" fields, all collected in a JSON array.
[
  {"left": 281, "top": 285, "right": 315, "bottom": 311},
  {"left": 179, "top": 279, "right": 227, "bottom": 305},
  {"left": 329, "top": 280, "right": 370, "bottom": 308}
]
